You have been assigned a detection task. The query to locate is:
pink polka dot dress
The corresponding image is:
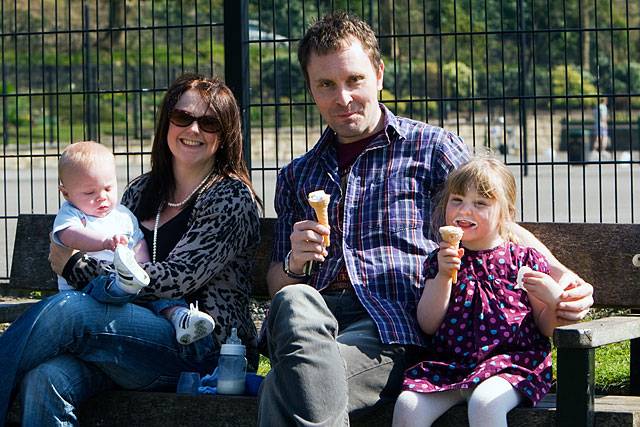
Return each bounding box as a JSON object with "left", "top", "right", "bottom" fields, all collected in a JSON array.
[{"left": 403, "top": 242, "right": 553, "bottom": 405}]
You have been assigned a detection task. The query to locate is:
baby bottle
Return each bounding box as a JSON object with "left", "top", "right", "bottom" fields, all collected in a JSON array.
[{"left": 216, "top": 327, "right": 247, "bottom": 395}]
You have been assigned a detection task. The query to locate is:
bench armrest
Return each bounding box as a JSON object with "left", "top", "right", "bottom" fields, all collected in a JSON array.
[
  {"left": 554, "top": 315, "right": 640, "bottom": 426},
  {"left": 553, "top": 315, "right": 640, "bottom": 349}
]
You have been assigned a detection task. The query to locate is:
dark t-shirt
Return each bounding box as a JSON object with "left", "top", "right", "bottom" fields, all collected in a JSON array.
[
  {"left": 329, "top": 129, "right": 386, "bottom": 289},
  {"left": 335, "top": 129, "right": 385, "bottom": 177},
  {"left": 141, "top": 205, "right": 193, "bottom": 262}
]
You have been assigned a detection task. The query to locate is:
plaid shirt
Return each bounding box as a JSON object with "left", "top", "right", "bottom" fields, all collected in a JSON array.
[{"left": 272, "top": 105, "right": 469, "bottom": 346}]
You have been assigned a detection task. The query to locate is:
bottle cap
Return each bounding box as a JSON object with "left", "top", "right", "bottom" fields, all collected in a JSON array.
[
  {"left": 220, "top": 343, "right": 245, "bottom": 356},
  {"left": 226, "top": 328, "right": 242, "bottom": 345},
  {"left": 220, "top": 328, "right": 245, "bottom": 356}
]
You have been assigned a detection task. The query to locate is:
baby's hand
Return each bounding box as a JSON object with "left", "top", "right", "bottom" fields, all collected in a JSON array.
[
  {"left": 521, "top": 270, "right": 564, "bottom": 306},
  {"left": 103, "top": 235, "right": 129, "bottom": 251},
  {"left": 436, "top": 241, "right": 464, "bottom": 283}
]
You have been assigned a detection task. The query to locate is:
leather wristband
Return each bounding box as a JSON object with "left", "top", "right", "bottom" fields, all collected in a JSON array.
[{"left": 282, "top": 250, "right": 309, "bottom": 280}]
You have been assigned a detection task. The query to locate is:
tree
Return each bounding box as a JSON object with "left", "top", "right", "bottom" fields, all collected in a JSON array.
[{"left": 100, "top": 0, "right": 126, "bottom": 47}]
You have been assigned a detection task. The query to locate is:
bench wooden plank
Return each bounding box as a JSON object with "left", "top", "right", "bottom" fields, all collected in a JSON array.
[
  {"left": 8, "top": 214, "right": 56, "bottom": 292},
  {"left": 554, "top": 315, "right": 640, "bottom": 349},
  {"left": 253, "top": 218, "right": 274, "bottom": 298},
  {"left": 6, "top": 217, "right": 639, "bottom": 305},
  {"left": 0, "top": 301, "right": 37, "bottom": 323},
  {"left": 3, "top": 214, "right": 274, "bottom": 298},
  {"left": 8, "top": 392, "right": 640, "bottom": 426},
  {"left": 521, "top": 222, "right": 640, "bottom": 308}
]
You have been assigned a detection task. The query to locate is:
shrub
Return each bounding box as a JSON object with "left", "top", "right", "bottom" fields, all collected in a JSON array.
[{"left": 551, "top": 64, "right": 597, "bottom": 108}]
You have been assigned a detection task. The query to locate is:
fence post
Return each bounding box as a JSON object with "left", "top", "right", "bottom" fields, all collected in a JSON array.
[
  {"left": 224, "top": 0, "right": 251, "bottom": 171},
  {"left": 517, "top": 0, "right": 528, "bottom": 176},
  {"left": 83, "top": 4, "right": 97, "bottom": 142}
]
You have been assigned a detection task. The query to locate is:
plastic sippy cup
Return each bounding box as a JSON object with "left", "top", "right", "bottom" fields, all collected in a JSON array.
[{"left": 216, "top": 328, "right": 247, "bottom": 395}]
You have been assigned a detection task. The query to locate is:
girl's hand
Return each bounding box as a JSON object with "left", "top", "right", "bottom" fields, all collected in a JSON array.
[
  {"left": 522, "top": 271, "right": 564, "bottom": 306},
  {"left": 436, "top": 241, "right": 463, "bottom": 282}
]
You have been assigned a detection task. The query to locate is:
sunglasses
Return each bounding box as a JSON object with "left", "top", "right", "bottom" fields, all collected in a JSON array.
[{"left": 169, "top": 109, "right": 220, "bottom": 133}]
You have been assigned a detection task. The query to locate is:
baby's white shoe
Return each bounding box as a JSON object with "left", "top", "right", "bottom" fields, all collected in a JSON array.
[
  {"left": 171, "top": 302, "right": 215, "bottom": 345},
  {"left": 113, "top": 245, "right": 150, "bottom": 294}
]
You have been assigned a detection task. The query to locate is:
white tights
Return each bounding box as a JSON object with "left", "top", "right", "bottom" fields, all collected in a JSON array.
[{"left": 392, "top": 376, "right": 523, "bottom": 427}]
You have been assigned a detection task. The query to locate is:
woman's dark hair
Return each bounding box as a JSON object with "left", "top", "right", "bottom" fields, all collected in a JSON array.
[{"left": 136, "top": 73, "right": 261, "bottom": 220}]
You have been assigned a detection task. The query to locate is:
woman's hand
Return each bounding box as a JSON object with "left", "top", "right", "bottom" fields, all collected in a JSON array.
[
  {"left": 49, "top": 233, "right": 78, "bottom": 275},
  {"left": 435, "top": 241, "right": 463, "bottom": 283}
]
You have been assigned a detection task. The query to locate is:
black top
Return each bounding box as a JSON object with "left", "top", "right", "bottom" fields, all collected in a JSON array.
[{"left": 141, "top": 204, "right": 193, "bottom": 262}]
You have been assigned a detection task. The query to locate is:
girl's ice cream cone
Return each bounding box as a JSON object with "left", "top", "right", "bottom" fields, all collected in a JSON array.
[
  {"left": 308, "top": 190, "right": 331, "bottom": 247},
  {"left": 439, "top": 225, "right": 464, "bottom": 284}
]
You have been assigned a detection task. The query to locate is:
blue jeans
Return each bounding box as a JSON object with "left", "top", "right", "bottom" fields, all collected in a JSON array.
[
  {"left": 83, "top": 275, "right": 187, "bottom": 314},
  {"left": 0, "top": 290, "right": 219, "bottom": 426},
  {"left": 258, "top": 286, "right": 417, "bottom": 426}
]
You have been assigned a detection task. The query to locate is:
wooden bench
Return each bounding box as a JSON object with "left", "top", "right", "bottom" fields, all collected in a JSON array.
[{"left": 2, "top": 214, "right": 640, "bottom": 426}]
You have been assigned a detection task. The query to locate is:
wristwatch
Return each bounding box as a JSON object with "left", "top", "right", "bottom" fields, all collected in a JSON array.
[{"left": 283, "top": 250, "right": 309, "bottom": 280}]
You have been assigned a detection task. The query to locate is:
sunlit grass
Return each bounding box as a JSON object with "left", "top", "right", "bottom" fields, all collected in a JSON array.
[{"left": 258, "top": 354, "right": 271, "bottom": 377}]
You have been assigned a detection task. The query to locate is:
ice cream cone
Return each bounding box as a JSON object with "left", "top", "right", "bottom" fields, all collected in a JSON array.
[
  {"left": 308, "top": 190, "right": 331, "bottom": 247},
  {"left": 439, "top": 225, "right": 464, "bottom": 284}
]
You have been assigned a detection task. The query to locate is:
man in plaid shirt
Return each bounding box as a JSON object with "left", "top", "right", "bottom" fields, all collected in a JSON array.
[{"left": 258, "top": 11, "right": 594, "bottom": 426}]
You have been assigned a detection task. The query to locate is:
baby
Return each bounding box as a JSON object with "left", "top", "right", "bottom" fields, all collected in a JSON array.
[{"left": 53, "top": 141, "right": 214, "bottom": 345}]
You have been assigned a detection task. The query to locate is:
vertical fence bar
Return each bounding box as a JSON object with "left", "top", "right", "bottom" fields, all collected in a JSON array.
[
  {"left": 224, "top": 0, "right": 251, "bottom": 171},
  {"left": 518, "top": 0, "right": 528, "bottom": 176}
]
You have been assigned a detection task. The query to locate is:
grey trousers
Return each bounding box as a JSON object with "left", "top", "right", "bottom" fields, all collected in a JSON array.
[{"left": 257, "top": 285, "right": 417, "bottom": 427}]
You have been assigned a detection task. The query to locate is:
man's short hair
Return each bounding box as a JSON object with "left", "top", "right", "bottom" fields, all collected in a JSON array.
[{"left": 297, "top": 11, "right": 381, "bottom": 86}]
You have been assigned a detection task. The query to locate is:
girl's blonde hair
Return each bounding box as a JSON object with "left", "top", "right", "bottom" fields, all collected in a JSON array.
[{"left": 432, "top": 156, "right": 519, "bottom": 243}]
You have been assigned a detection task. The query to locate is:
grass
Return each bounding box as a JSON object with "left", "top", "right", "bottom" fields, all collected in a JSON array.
[
  {"left": 257, "top": 355, "right": 271, "bottom": 377},
  {"left": 594, "top": 341, "right": 630, "bottom": 394},
  {"left": 256, "top": 328, "right": 632, "bottom": 396},
  {"left": 551, "top": 341, "right": 630, "bottom": 395}
]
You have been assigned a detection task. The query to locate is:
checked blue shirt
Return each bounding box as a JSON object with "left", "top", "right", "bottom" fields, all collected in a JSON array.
[{"left": 272, "top": 105, "right": 470, "bottom": 347}]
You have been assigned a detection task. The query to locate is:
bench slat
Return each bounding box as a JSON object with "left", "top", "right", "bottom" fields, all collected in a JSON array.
[
  {"left": 554, "top": 315, "right": 640, "bottom": 349},
  {"left": 522, "top": 222, "right": 640, "bottom": 308},
  {"left": 6, "top": 216, "right": 640, "bottom": 307},
  {"left": 8, "top": 391, "right": 640, "bottom": 426},
  {"left": 0, "top": 301, "right": 37, "bottom": 323},
  {"left": 8, "top": 214, "right": 56, "bottom": 291}
]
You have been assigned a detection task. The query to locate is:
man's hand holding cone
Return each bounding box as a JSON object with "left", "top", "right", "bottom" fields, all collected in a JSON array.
[{"left": 308, "top": 190, "right": 331, "bottom": 247}]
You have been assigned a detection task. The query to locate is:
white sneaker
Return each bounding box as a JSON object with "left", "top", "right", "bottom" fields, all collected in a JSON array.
[
  {"left": 171, "top": 302, "right": 215, "bottom": 345},
  {"left": 113, "top": 245, "right": 150, "bottom": 294}
]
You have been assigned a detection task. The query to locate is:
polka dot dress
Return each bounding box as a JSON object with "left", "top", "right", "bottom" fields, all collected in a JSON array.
[{"left": 403, "top": 242, "right": 553, "bottom": 405}]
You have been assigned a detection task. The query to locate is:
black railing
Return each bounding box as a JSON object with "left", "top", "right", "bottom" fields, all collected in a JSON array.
[{"left": 0, "top": 0, "right": 638, "bottom": 283}]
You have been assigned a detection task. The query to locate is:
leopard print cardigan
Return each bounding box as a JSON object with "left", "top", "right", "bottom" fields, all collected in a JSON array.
[{"left": 63, "top": 173, "right": 261, "bottom": 368}]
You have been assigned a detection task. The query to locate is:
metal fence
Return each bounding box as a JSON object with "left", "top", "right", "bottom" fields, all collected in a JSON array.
[{"left": 0, "top": 0, "right": 638, "bottom": 282}]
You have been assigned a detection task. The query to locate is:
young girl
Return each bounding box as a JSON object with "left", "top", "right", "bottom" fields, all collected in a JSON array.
[{"left": 393, "top": 157, "right": 564, "bottom": 427}]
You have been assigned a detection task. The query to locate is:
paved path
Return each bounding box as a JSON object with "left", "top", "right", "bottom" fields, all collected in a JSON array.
[{"left": 1, "top": 150, "right": 638, "bottom": 279}]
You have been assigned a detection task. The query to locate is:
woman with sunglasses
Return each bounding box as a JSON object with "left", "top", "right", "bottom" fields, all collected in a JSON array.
[{"left": 0, "top": 74, "right": 262, "bottom": 425}]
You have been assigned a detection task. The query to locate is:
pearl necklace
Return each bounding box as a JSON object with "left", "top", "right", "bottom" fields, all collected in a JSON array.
[
  {"left": 152, "top": 204, "right": 163, "bottom": 263},
  {"left": 152, "top": 175, "right": 213, "bottom": 263},
  {"left": 167, "top": 172, "right": 213, "bottom": 208}
]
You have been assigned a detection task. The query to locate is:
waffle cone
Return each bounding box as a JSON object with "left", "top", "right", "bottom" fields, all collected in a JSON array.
[
  {"left": 308, "top": 191, "right": 331, "bottom": 247},
  {"left": 439, "top": 226, "right": 464, "bottom": 284}
]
